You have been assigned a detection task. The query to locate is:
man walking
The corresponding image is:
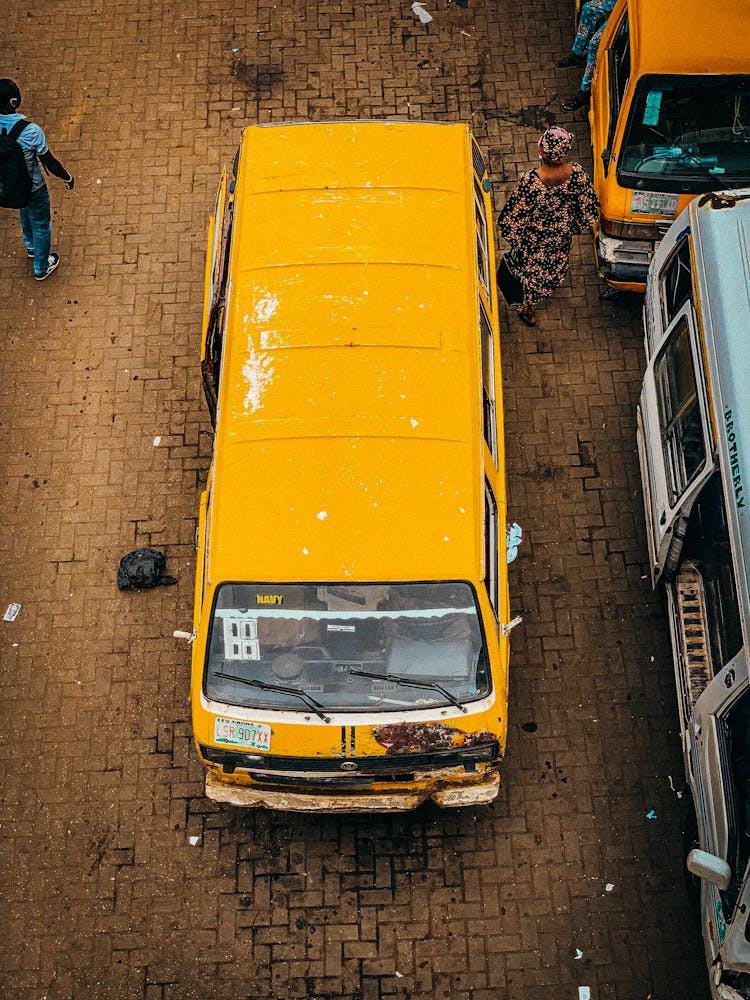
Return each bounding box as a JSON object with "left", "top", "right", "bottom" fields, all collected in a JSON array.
[{"left": 0, "top": 78, "right": 74, "bottom": 280}]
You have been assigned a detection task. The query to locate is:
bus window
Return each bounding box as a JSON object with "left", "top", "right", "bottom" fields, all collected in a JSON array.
[
  {"left": 654, "top": 320, "right": 707, "bottom": 502},
  {"left": 606, "top": 15, "right": 631, "bottom": 159},
  {"left": 660, "top": 236, "right": 693, "bottom": 328},
  {"left": 479, "top": 302, "right": 497, "bottom": 463},
  {"left": 474, "top": 179, "right": 491, "bottom": 298},
  {"left": 484, "top": 480, "right": 499, "bottom": 614}
]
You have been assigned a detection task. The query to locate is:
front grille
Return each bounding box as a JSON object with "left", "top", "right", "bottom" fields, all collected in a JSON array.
[{"left": 199, "top": 743, "right": 499, "bottom": 777}]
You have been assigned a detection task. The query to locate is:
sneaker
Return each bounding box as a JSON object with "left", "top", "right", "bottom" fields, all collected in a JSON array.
[
  {"left": 25, "top": 246, "right": 35, "bottom": 258},
  {"left": 34, "top": 253, "right": 60, "bottom": 281}
]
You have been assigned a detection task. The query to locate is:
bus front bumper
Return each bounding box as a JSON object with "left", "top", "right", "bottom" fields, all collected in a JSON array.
[
  {"left": 595, "top": 234, "right": 652, "bottom": 291},
  {"left": 205, "top": 769, "right": 500, "bottom": 812}
]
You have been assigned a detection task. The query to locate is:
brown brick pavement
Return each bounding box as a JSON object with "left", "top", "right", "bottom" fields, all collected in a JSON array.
[{"left": 0, "top": 0, "right": 708, "bottom": 998}]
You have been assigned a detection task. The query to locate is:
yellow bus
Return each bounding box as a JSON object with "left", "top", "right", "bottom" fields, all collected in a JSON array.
[
  {"left": 190, "top": 121, "right": 515, "bottom": 812},
  {"left": 588, "top": 0, "right": 750, "bottom": 291}
]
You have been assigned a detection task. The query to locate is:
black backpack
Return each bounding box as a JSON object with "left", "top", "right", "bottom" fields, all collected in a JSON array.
[{"left": 0, "top": 119, "right": 33, "bottom": 209}]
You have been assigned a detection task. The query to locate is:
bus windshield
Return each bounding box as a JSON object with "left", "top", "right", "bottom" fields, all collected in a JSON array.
[
  {"left": 204, "top": 582, "right": 490, "bottom": 712},
  {"left": 618, "top": 75, "right": 750, "bottom": 191}
]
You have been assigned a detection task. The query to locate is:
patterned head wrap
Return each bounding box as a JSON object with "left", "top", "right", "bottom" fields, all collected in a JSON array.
[{"left": 538, "top": 127, "right": 574, "bottom": 164}]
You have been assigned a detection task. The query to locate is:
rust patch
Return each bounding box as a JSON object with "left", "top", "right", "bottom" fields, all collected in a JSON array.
[{"left": 373, "top": 722, "right": 495, "bottom": 755}]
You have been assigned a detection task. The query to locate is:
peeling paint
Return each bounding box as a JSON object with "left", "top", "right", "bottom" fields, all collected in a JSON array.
[
  {"left": 251, "top": 291, "right": 280, "bottom": 324},
  {"left": 242, "top": 341, "right": 275, "bottom": 413}
]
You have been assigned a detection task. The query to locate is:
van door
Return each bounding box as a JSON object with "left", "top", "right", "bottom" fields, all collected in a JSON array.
[
  {"left": 200, "top": 170, "right": 233, "bottom": 424},
  {"left": 692, "top": 684, "right": 750, "bottom": 970},
  {"left": 637, "top": 305, "right": 715, "bottom": 585}
]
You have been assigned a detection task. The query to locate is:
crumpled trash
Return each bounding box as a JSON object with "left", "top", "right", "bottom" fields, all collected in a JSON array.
[
  {"left": 411, "top": 2, "right": 433, "bottom": 23},
  {"left": 506, "top": 522, "right": 523, "bottom": 563},
  {"left": 117, "top": 548, "right": 177, "bottom": 590}
]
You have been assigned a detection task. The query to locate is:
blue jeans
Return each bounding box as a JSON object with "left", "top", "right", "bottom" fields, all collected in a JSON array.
[{"left": 19, "top": 185, "right": 52, "bottom": 277}]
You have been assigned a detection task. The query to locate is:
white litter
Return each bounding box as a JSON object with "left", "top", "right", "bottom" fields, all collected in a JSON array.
[
  {"left": 605, "top": 883, "right": 614, "bottom": 892},
  {"left": 3, "top": 603, "right": 21, "bottom": 622},
  {"left": 153, "top": 436, "right": 161, "bottom": 446},
  {"left": 578, "top": 989, "right": 591, "bottom": 1000},
  {"left": 506, "top": 522, "right": 523, "bottom": 563},
  {"left": 189, "top": 835, "right": 200, "bottom": 846},
  {"left": 317, "top": 511, "right": 328, "bottom": 521},
  {"left": 411, "top": 2, "right": 433, "bottom": 22},
  {"left": 574, "top": 949, "right": 583, "bottom": 960}
]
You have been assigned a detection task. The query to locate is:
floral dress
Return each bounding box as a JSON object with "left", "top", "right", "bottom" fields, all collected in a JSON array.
[{"left": 497, "top": 163, "right": 599, "bottom": 306}]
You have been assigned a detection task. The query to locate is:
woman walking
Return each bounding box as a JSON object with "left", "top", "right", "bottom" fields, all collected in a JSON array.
[{"left": 496, "top": 127, "right": 598, "bottom": 326}]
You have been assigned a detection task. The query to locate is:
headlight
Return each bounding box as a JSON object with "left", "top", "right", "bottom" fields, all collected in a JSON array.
[
  {"left": 459, "top": 742, "right": 499, "bottom": 763},
  {"left": 199, "top": 745, "right": 264, "bottom": 773}
]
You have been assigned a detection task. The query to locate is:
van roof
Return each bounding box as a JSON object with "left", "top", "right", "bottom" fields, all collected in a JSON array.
[
  {"left": 208, "top": 121, "right": 492, "bottom": 586},
  {"left": 630, "top": 0, "right": 749, "bottom": 76},
  {"left": 690, "top": 190, "right": 750, "bottom": 624}
]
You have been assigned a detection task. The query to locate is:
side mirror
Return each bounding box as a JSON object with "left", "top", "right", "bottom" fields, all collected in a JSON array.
[{"left": 686, "top": 848, "right": 732, "bottom": 891}]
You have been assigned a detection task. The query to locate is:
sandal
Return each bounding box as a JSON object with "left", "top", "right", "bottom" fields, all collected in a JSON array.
[
  {"left": 517, "top": 304, "right": 536, "bottom": 327},
  {"left": 561, "top": 93, "right": 589, "bottom": 112}
]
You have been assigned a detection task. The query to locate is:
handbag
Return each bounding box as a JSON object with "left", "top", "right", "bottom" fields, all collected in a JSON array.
[{"left": 496, "top": 250, "right": 524, "bottom": 305}]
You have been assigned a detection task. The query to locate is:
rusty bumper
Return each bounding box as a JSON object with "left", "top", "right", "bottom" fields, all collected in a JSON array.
[{"left": 205, "top": 770, "right": 500, "bottom": 812}]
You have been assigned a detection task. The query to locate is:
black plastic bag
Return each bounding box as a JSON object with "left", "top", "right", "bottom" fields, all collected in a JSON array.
[{"left": 117, "top": 548, "right": 177, "bottom": 590}]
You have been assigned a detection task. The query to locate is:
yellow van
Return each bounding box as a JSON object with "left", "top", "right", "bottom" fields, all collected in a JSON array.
[
  {"left": 588, "top": 0, "right": 750, "bottom": 291},
  {"left": 189, "top": 121, "right": 516, "bottom": 812}
]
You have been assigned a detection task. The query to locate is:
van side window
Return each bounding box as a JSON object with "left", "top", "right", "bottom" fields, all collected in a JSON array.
[
  {"left": 661, "top": 237, "right": 693, "bottom": 327},
  {"left": 655, "top": 320, "right": 707, "bottom": 502},
  {"left": 715, "top": 690, "right": 750, "bottom": 919},
  {"left": 474, "top": 180, "right": 491, "bottom": 298},
  {"left": 607, "top": 15, "right": 631, "bottom": 152},
  {"left": 484, "top": 479, "right": 498, "bottom": 613},
  {"left": 479, "top": 302, "right": 497, "bottom": 463}
]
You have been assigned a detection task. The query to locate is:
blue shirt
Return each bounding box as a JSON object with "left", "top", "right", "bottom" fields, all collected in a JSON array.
[{"left": 0, "top": 113, "right": 48, "bottom": 192}]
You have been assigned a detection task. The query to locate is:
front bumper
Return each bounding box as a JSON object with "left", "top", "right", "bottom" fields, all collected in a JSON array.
[
  {"left": 596, "top": 234, "right": 653, "bottom": 290},
  {"left": 206, "top": 768, "right": 500, "bottom": 811}
]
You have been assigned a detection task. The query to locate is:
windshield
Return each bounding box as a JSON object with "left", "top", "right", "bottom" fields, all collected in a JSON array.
[
  {"left": 204, "top": 582, "right": 490, "bottom": 713},
  {"left": 618, "top": 75, "right": 750, "bottom": 192}
]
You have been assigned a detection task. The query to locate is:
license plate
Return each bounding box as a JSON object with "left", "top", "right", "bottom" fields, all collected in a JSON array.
[
  {"left": 630, "top": 191, "right": 679, "bottom": 216},
  {"left": 214, "top": 717, "right": 271, "bottom": 750}
]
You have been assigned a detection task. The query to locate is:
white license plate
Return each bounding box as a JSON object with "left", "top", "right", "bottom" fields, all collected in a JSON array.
[
  {"left": 214, "top": 717, "right": 271, "bottom": 750},
  {"left": 630, "top": 191, "right": 679, "bottom": 216}
]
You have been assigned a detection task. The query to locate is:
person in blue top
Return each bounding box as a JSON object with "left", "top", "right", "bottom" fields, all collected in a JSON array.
[
  {"left": 556, "top": 0, "right": 617, "bottom": 112},
  {"left": 0, "top": 78, "right": 74, "bottom": 280}
]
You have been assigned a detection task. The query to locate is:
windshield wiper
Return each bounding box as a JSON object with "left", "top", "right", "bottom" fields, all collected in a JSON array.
[
  {"left": 348, "top": 668, "right": 468, "bottom": 713},
  {"left": 670, "top": 145, "right": 728, "bottom": 184},
  {"left": 213, "top": 671, "right": 331, "bottom": 723}
]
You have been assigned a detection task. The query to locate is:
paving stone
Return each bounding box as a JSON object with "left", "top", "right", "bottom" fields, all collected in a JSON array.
[{"left": 0, "top": 0, "right": 710, "bottom": 998}]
